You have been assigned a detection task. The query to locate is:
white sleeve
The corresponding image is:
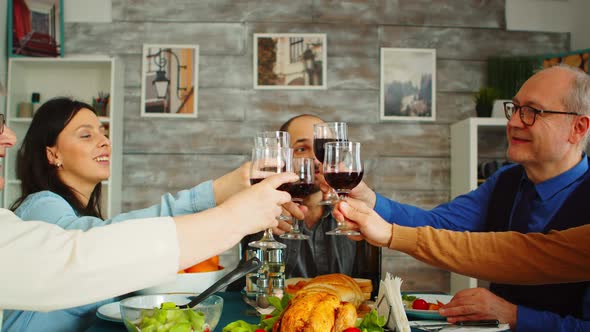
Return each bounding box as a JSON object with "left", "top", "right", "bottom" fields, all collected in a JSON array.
[{"left": 0, "top": 209, "right": 179, "bottom": 311}]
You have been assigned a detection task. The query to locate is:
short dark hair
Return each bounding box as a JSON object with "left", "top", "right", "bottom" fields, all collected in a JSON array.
[
  {"left": 279, "top": 114, "right": 323, "bottom": 132},
  {"left": 11, "top": 97, "right": 103, "bottom": 218}
]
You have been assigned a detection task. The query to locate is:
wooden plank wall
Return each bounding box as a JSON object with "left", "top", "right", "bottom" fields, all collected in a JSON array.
[{"left": 64, "top": 0, "right": 569, "bottom": 293}]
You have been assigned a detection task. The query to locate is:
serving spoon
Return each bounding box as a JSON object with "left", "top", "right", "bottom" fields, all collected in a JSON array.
[{"left": 185, "top": 257, "right": 262, "bottom": 308}]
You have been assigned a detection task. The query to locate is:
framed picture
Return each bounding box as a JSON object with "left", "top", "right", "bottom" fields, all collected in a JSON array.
[
  {"left": 140, "top": 44, "right": 199, "bottom": 118},
  {"left": 8, "top": 0, "right": 64, "bottom": 57},
  {"left": 541, "top": 48, "right": 590, "bottom": 73},
  {"left": 254, "top": 33, "right": 327, "bottom": 90},
  {"left": 380, "top": 48, "right": 436, "bottom": 121}
]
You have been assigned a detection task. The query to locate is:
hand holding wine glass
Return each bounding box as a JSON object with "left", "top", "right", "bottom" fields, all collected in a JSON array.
[
  {"left": 220, "top": 172, "right": 298, "bottom": 237},
  {"left": 248, "top": 145, "right": 293, "bottom": 249},
  {"left": 323, "top": 141, "right": 363, "bottom": 236}
]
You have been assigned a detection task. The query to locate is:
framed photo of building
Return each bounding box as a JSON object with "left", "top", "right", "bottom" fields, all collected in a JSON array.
[
  {"left": 8, "top": 0, "right": 64, "bottom": 57},
  {"left": 380, "top": 48, "right": 436, "bottom": 121},
  {"left": 254, "top": 33, "right": 327, "bottom": 90},
  {"left": 140, "top": 44, "right": 199, "bottom": 118}
]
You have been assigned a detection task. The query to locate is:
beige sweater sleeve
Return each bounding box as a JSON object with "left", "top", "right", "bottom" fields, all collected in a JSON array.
[
  {"left": 389, "top": 223, "right": 590, "bottom": 285},
  {"left": 0, "top": 209, "right": 179, "bottom": 311}
]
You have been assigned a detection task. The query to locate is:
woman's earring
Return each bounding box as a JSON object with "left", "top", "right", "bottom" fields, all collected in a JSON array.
[{"left": 55, "top": 161, "right": 62, "bottom": 168}]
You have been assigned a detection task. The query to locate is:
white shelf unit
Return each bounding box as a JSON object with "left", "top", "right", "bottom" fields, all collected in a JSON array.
[
  {"left": 449, "top": 117, "right": 507, "bottom": 294},
  {"left": 3, "top": 57, "right": 123, "bottom": 218}
]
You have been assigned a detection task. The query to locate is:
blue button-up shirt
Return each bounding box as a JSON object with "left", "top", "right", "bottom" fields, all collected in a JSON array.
[{"left": 374, "top": 157, "right": 590, "bottom": 331}]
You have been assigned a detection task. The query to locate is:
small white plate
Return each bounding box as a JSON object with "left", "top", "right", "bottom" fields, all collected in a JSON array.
[{"left": 96, "top": 301, "right": 122, "bottom": 323}]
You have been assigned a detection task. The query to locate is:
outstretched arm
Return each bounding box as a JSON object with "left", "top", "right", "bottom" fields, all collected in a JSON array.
[
  {"left": 0, "top": 173, "right": 297, "bottom": 312},
  {"left": 335, "top": 198, "right": 590, "bottom": 285}
]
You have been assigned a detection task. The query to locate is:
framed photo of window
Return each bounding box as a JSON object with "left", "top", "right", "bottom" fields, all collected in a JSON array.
[
  {"left": 8, "top": 0, "right": 64, "bottom": 57},
  {"left": 140, "top": 44, "right": 199, "bottom": 118},
  {"left": 254, "top": 33, "right": 327, "bottom": 90},
  {"left": 380, "top": 48, "right": 436, "bottom": 121}
]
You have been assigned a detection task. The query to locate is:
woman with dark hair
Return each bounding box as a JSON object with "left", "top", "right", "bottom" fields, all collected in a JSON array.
[{"left": 1, "top": 97, "right": 263, "bottom": 331}]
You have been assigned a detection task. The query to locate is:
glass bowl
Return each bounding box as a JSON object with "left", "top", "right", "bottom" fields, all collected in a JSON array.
[{"left": 119, "top": 293, "right": 223, "bottom": 332}]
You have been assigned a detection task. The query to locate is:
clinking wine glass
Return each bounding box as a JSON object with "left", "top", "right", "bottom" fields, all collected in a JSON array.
[
  {"left": 248, "top": 145, "right": 293, "bottom": 249},
  {"left": 254, "top": 131, "right": 290, "bottom": 148},
  {"left": 254, "top": 131, "right": 292, "bottom": 221},
  {"left": 280, "top": 157, "right": 316, "bottom": 240},
  {"left": 313, "top": 122, "right": 348, "bottom": 206},
  {"left": 323, "top": 141, "right": 363, "bottom": 236}
]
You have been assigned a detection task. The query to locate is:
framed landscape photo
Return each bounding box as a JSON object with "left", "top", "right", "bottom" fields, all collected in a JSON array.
[
  {"left": 140, "top": 44, "right": 199, "bottom": 118},
  {"left": 380, "top": 48, "right": 436, "bottom": 121},
  {"left": 9, "top": 0, "right": 64, "bottom": 57},
  {"left": 254, "top": 33, "right": 327, "bottom": 90}
]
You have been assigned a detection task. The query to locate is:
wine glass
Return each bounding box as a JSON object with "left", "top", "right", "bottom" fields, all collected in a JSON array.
[
  {"left": 254, "top": 131, "right": 290, "bottom": 148},
  {"left": 313, "top": 122, "right": 348, "bottom": 205},
  {"left": 254, "top": 131, "right": 292, "bottom": 221},
  {"left": 323, "top": 141, "right": 363, "bottom": 236},
  {"left": 248, "top": 145, "right": 293, "bottom": 249},
  {"left": 280, "top": 157, "right": 316, "bottom": 240}
]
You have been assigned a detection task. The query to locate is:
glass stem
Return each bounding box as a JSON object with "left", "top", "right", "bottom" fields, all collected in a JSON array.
[
  {"left": 262, "top": 228, "right": 277, "bottom": 242},
  {"left": 291, "top": 218, "right": 302, "bottom": 234}
]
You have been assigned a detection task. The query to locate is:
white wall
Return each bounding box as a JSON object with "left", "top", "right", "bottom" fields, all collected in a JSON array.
[{"left": 506, "top": 0, "right": 590, "bottom": 49}]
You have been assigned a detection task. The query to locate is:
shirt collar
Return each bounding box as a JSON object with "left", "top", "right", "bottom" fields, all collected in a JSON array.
[{"left": 528, "top": 153, "right": 588, "bottom": 201}]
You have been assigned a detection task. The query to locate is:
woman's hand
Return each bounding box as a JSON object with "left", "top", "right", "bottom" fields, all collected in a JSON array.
[
  {"left": 333, "top": 198, "right": 392, "bottom": 247},
  {"left": 212, "top": 162, "right": 251, "bottom": 205},
  {"left": 219, "top": 172, "right": 298, "bottom": 235},
  {"left": 318, "top": 176, "right": 377, "bottom": 209}
]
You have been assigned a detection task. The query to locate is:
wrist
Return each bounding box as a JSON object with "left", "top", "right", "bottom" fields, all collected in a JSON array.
[
  {"left": 212, "top": 177, "right": 226, "bottom": 205},
  {"left": 366, "top": 190, "right": 377, "bottom": 209}
]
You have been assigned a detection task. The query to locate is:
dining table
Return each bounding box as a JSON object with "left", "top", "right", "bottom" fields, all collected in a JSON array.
[{"left": 85, "top": 291, "right": 509, "bottom": 332}]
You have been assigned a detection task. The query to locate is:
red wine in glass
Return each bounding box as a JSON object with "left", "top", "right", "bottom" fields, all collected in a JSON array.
[
  {"left": 285, "top": 183, "right": 318, "bottom": 200},
  {"left": 313, "top": 122, "right": 348, "bottom": 206},
  {"left": 280, "top": 157, "right": 315, "bottom": 240},
  {"left": 248, "top": 145, "right": 293, "bottom": 249},
  {"left": 323, "top": 141, "right": 363, "bottom": 236},
  {"left": 323, "top": 171, "right": 364, "bottom": 197},
  {"left": 313, "top": 138, "right": 337, "bottom": 163}
]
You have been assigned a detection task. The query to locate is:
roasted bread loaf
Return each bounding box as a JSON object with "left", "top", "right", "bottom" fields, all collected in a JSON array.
[{"left": 274, "top": 274, "right": 363, "bottom": 332}]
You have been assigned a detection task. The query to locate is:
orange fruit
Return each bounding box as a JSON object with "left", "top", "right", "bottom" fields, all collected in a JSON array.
[{"left": 185, "top": 256, "right": 220, "bottom": 273}]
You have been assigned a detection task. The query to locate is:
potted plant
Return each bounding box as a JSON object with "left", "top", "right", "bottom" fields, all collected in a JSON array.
[{"left": 474, "top": 87, "right": 500, "bottom": 118}]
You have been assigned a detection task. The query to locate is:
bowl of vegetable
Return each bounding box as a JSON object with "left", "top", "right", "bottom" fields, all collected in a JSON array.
[{"left": 119, "top": 293, "right": 223, "bottom": 332}]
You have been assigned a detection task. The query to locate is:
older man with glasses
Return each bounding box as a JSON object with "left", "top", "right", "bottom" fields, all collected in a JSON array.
[{"left": 333, "top": 64, "right": 590, "bottom": 332}]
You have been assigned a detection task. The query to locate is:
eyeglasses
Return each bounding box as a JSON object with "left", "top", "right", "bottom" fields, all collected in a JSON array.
[
  {"left": 0, "top": 114, "right": 4, "bottom": 135},
  {"left": 504, "top": 101, "right": 580, "bottom": 126}
]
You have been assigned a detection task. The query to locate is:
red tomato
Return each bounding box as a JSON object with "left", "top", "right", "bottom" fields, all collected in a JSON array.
[
  {"left": 254, "top": 329, "right": 266, "bottom": 332},
  {"left": 343, "top": 328, "right": 361, "bottom": 332},
  {"left": 264, "top": 314, "right": 274, "bottom": 319},
  {"left": 412, "top": 299, "right": 430, "bottom": 310}
]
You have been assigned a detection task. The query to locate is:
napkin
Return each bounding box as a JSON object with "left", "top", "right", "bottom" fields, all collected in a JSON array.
[{"left": 376, "top": 273, "right": 410, "bottom": 332}]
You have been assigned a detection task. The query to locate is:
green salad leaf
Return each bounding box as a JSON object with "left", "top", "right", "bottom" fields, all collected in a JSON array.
[
  {"left": 356, "top": 309, "right": 386, "bottom": 332},
  {"left": 222, "top": 294, "right": 293, "bottom": 332},
  {"left": 221, "top": 320, "right": 259, "bottom": 332},
  {"left": 128, "top": 301, "right": 208, "bottom": 332},
  {"left": 401, "top": 294, "right": 417, "bottom": 302}
]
